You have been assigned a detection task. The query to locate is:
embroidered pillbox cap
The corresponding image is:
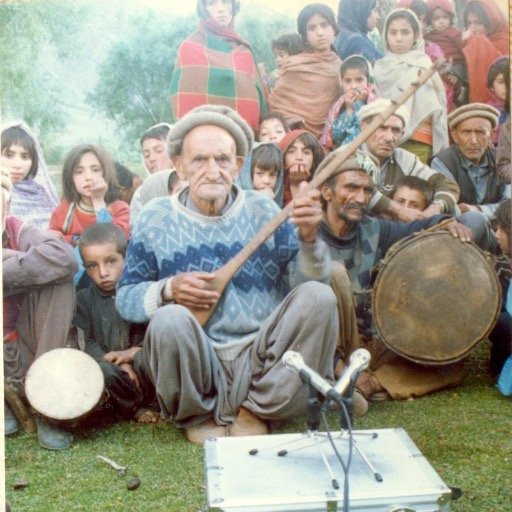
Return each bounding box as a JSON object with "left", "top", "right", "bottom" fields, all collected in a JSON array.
[
  {"left": 448, "top": 103, "right": 500, "bottom": 130},
  {"left": 167, "top": 104, "right": 254, "bottom": 158},
  {"left": 316, "top": 148, "right": 379, "bottom": 180}
]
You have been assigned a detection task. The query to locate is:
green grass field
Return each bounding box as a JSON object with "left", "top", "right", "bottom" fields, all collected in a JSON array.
[{"left": 5, "top": 341, "right": 511, "bottom": 512}]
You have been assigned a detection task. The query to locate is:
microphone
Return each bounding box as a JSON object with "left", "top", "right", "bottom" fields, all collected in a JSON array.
[
  {"left": 282, "top": 351, "right": 341, "bottom": 401},
  {"left": 333, "top": 348, "right": 371, "bottom": 396}
]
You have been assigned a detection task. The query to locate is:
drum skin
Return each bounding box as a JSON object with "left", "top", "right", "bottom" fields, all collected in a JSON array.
[
  {"left": 25, "top": 348, "right": 105, "bottom": 421},
  {"left": 372, "top": 231, "right": 501, "bottom": 365}
]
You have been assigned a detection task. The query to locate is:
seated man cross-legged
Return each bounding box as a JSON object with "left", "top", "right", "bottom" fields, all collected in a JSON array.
[
  {"left": 2, "top": 168, "right": 77, "bottom": 449},
  {"left": 116, "top": 105, "right": 339, "bottom": 443},
  {"left": 318, "top": 149, "right": 476, "bottom": 401}
]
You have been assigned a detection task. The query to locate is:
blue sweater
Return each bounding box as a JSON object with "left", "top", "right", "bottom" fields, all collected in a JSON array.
[{"left": 116, "top": 187, "right": 330, "bottom": 357}]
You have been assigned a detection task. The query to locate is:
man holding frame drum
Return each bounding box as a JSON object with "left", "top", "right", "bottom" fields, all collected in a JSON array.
[
  {"left": 318, "top": 146, "right": 498, "bottom": 402},
  {"left": 116, "top": 105, "right": 339, "bottom": 444}
]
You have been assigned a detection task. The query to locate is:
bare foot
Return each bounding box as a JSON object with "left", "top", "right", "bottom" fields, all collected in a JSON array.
[
  {"left": 134, "top": 408, "right": 160, "bottom": 424},
  {"left": 355, "top": 370, "right": 383, "bottom": 399}
]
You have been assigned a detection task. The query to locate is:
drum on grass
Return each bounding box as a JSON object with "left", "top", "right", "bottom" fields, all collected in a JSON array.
[
  {"left": 372, "top": 231, "right": 501, "bottom": 365},
  {"left": 25, "top": 348, "right": 105, "bottom": 422}
]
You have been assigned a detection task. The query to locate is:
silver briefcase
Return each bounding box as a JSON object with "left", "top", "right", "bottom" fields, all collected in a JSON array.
[{"left": 204, "top": 427, "right": 452, "bottom": 511}]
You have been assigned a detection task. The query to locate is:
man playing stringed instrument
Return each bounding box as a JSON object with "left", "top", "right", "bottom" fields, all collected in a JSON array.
[{"left": 116, "top": 105, "right": 339, "bottom": 443}]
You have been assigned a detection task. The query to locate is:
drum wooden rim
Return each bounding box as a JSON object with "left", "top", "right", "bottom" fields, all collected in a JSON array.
[
  {"left": 372, "top": 231, "right": 501, "bottom": 365},
  {"left": 25, "top": 348, "right": 104, "bottom": 421}
]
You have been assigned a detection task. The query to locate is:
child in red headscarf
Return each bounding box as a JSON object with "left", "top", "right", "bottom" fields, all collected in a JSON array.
[{"left": 461, "top": 0, "right": 509, "bottom": 103}]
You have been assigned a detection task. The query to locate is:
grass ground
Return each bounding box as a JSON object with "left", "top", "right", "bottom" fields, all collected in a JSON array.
[{"left": 4, "top": 341, "right": 511, "bottom": 512}]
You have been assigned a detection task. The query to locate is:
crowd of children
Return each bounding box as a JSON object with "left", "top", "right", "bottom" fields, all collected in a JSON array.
[{"left": 2, "top": 0, "right": 510, "bottom": 450}]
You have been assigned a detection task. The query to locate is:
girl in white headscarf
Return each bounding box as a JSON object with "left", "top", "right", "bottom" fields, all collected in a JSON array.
[
  {"left": 373, "top": 8, "right": 448, "bottom": 164},
  {"left": 1, "top": 121, "right": 59, "bottom": 228}
]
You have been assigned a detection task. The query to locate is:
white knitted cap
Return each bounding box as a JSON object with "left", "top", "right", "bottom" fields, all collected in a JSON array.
[{"left": 358, "top": 98, "right": 410, "bottom": 128}]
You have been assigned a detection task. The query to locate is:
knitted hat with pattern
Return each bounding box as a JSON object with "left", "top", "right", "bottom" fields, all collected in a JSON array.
[{"left": 448, "top": 103, "right": 500, "bottom": 130}]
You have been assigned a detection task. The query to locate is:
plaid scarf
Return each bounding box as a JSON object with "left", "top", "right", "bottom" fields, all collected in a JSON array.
[{"left": 170, "top": 19, "right": 266, "bottom": 130}]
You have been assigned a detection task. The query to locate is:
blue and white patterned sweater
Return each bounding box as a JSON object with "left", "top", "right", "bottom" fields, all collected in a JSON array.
[{"left": 116, "top": 187, "right": 330, "bottom": 359}]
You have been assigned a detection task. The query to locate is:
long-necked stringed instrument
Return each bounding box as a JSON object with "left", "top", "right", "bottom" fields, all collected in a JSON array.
[{"left": 193, "top": 58, "right": 446, "bottom": 325}]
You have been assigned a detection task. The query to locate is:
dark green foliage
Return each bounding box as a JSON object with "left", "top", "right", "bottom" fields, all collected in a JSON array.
[
  {"left": 0, "top": 1, "right": 88, "bottom": 138},
  {"left": 0, "top": 2, "right": 296, "bottom": 158},
  {"left": 85, "top": 12, "right": 194, "bottom": 145},
  {"left": 237, "top": 11, "right": 295, "bottom": 75}
]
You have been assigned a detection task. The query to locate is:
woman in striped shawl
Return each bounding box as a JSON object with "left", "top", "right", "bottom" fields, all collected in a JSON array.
[
  {"left": 170, "top": 0, "right": 267, "bottom": 131},
  {"left": 1, "top": 122, "right": 59, "bottom": 229}
]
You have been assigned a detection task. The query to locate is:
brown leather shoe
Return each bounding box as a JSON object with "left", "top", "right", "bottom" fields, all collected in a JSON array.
[
  {"left": 186, "top": 419, "right": 227, "bottom": 444},
  {"left": 229, "top": 407, "right": 268, "bottom": 437}
]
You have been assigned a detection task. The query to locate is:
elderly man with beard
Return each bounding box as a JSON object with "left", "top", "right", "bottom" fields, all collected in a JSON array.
[
  {"left": 318, "top": 149, "right": 474, "bottom": 401},
  {"left": 116, "top": 105, "right": 338, "bottom": 443}
]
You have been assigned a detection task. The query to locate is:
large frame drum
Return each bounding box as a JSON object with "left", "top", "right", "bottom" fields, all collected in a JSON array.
[
  {"left": 25, "top": 348, "right": 104, "bottom": 422},
  {"left": 372, "top": 231, "right": 501, "bottom": 365}
]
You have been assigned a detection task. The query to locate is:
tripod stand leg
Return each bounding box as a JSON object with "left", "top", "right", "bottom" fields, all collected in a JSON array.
[
  {"left": 353, "top": 440, "right": 383, "bottom": 482},
  {"left": 313, "top": 434, "right": 340, "bottom": 489}
]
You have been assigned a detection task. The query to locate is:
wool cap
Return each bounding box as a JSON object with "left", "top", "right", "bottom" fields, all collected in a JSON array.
[
  {"left": 167, "top": 105, "right": 254, "bottom": 158},
  {"left": 317, "top": 148, "right": 379, "bottom": 180},
  {"left": 358, "top": 98, "right": 410, "bottom": 128},
  {"left": 1, "top": 167, "right": 12, "bottom": 194},
  {"left": 448, "top": 103, "right": 500, "bottom": 130}
]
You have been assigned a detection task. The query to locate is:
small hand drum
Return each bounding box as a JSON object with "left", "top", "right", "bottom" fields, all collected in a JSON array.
[
  {"left": 25, "top": 348, "right": 105, "bottom": 422},
  {"left": 372, "top": 231, "right": 501, "bottom": 365}
]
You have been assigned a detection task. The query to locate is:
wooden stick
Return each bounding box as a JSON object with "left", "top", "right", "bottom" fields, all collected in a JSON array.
[
  {"left": 193, "top": 58, "right": 446, "bottom": 326},
  {"left": 4, "top": 382, "right": 36, "bottom": 433}
]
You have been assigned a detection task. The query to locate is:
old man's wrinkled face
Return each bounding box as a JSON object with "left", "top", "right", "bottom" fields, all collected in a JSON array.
[
  {"left": 173, "top": 124, "right": 242, "bottom": 216},
  {"left": 451, "top": 117, "right": 493, "bottom": 164},
  {"left": 363, "top": 115, "right": 405, "bottom": 163}
]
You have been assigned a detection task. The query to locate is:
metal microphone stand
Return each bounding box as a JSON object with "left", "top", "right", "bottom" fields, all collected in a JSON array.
[
  {"left": 337, "top": 376, "right": 382, "bottom": 483},
  {"left": 248, "top": 379, "right": 383, "bottom": 489},
  {"left": 249, "top": 383, "right": 342, "bottom": 489}
]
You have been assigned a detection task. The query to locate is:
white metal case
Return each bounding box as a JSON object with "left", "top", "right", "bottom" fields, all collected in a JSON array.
[{"left": 204, "top": 427, "right": 452, "bottom": 512}]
